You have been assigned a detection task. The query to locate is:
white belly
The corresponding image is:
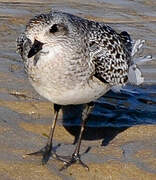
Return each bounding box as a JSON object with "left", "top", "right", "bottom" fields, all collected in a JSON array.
[
  {"left": 27, "top": 44, "right": 110, "bottom": 105},
  {"left": 30, "top": 77, "right": 110, "bottom": 105}
]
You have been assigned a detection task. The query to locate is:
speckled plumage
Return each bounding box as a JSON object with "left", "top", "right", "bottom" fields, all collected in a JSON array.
[
  {"left": 17, "top": 11, "right": 145, "bottom": 105},
  {"left": 16, "top": 10, "right": 152, "bottom": 170}
]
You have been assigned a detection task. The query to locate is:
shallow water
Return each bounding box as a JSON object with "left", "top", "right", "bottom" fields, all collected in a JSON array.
[{"left": 0, "top": 0, "right": 156, "bottom": 127}]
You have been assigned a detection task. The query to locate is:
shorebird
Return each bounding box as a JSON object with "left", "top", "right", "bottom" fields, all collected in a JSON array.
[{"left": 16, "top": 10, "right": 152, "bottom": 170}]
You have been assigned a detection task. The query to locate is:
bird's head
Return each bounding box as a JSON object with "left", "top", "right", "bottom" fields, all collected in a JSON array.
[{"left": 17, "top": 11, "right": 81, "bottom": 60}]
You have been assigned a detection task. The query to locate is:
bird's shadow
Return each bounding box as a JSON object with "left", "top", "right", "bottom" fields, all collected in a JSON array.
[
  {"left": 61, "top": 87, "right": 156, "bottom": 147},
  {"left": 62, "top": 103, "right": 129, "bottom": 147},
  {"left": 64, "top": 125, "right": 128, "bottom": 146}
]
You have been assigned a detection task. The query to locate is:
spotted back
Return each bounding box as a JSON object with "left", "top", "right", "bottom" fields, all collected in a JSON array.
[{"left": 87, "top": 22, "right": 131, "bottom": 86}]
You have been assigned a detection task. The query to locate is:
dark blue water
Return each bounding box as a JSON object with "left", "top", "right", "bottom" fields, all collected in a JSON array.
[{"left": 62, "top": 85, "right": 156, "bottom": 127}]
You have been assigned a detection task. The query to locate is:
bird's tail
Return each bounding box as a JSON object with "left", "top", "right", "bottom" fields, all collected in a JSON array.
[
  {"left": 128, "top": 39, "right": 152, "bottom": 85},
  {"left": 111, "top": 39, "right": 153, "bottom": 93}
]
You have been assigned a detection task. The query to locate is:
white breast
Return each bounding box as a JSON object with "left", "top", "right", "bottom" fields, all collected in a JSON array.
[{"left": 27, "top": 44, "right": 110, "bottom": 105}]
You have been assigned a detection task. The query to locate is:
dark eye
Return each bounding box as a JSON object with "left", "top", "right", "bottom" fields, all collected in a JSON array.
[
  {"left": 49, "top": 23, "right": 68, "bottom": 35},
  {"left": 49, "top": 24, "right": 58, "bottom": 33}
]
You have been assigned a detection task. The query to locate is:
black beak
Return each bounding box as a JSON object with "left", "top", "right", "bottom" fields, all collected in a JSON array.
[{"left": 28, "top": 39, "right": 44, "bottom": 58}]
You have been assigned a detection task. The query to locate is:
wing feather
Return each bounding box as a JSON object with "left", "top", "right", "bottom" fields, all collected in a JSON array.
[{"left": 88, "top": 23, "right": 131, "bottom": 86}]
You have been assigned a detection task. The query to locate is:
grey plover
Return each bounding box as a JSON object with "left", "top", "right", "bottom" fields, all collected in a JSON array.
[{"left": 17, "top": 10, "right": 152, "bottom": 170}]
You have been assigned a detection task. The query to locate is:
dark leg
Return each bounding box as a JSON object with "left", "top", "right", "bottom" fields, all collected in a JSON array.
[
  {"left": 24, "top": 104, "right": 61, "bottom": 165},
  {"left": 60, "top": 102, "right": 94, "bottom": 171}
]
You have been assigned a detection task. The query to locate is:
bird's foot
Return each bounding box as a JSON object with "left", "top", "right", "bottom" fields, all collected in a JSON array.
[
  {"left": 23, "top": 144, "right": 61, "bottom": 165},
  {"left": 59, "top": 153, "right": 89, "bottom": 171}
]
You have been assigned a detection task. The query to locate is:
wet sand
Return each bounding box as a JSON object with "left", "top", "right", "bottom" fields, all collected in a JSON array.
[{"left": 0, "top": 0, "right": 156, "bottom": 179}]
